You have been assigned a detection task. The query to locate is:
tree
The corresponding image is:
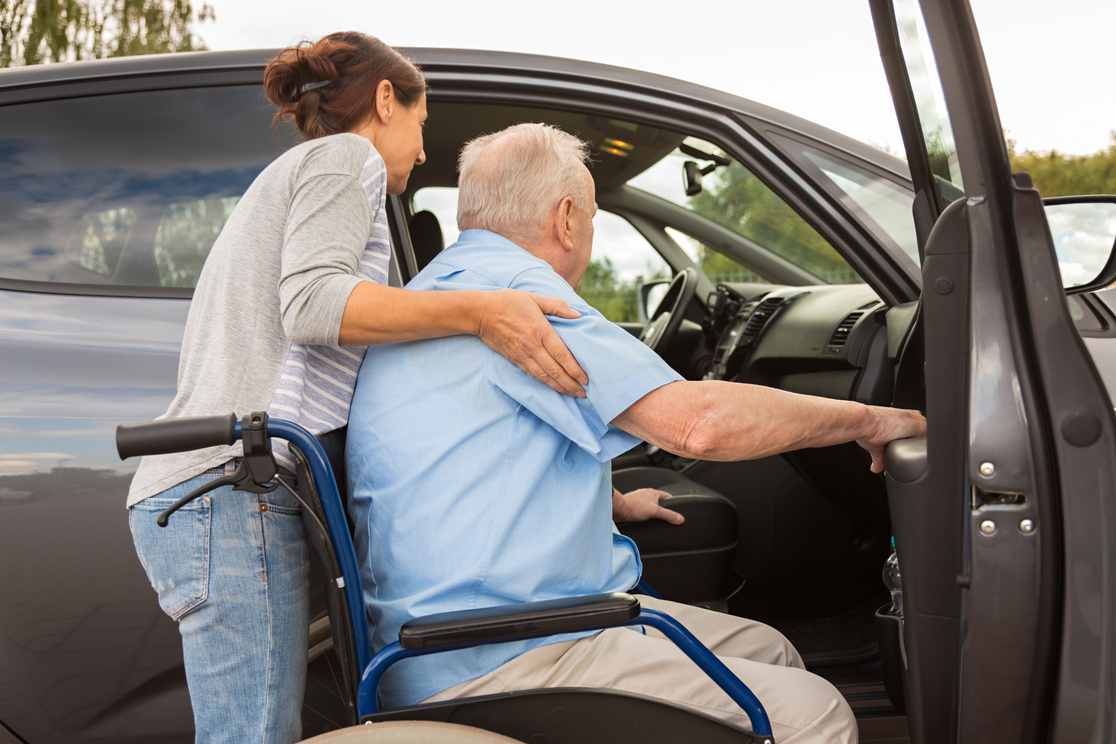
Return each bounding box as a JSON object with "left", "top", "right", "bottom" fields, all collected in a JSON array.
[
  {"left": 687, "top": 159, "right": 857, "bottom": 284},
  {"left": 577, "top": 256, "right": 641, "bottom": 322},
  {"left": 1, "top": 0, "right": 213, "bottom": 68},
  {"left": 1010, "top": 135, "right": 1116, "bottom": 198}
]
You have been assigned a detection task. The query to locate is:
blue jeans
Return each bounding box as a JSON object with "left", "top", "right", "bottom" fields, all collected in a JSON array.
[{"left": 129, "top": 463, "right": 310, "bottom": 744}]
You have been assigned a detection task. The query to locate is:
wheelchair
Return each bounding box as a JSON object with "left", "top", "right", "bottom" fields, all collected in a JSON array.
[{"left": 117, "top": 411, "right": 776, "bottom": 743}]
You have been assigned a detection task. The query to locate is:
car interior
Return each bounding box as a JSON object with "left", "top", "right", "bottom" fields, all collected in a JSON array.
[{"left": 296, "top": 98, "right": 928, "bottom": 729}]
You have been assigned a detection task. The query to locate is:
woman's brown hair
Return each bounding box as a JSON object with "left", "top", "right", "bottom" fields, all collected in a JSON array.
[{"left": 263, "top": 32, "right": 426, "bottom": 140}]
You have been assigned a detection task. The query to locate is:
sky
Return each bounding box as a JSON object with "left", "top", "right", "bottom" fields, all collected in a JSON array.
[{"left": 197, "top": 0, "right": 1115, "bottom": 158}]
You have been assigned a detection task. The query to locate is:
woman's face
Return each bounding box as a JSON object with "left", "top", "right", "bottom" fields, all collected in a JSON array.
[{"left": 378, "top": 91, "right": 427, "bottom": 195}]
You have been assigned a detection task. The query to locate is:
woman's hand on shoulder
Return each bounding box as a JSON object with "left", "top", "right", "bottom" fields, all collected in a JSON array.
[{"left": 475, "top": 289, "right": 589, "bottom": 397}]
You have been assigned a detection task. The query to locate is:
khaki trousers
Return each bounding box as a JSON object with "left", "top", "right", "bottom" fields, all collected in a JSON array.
[{"left": 424, "top": 596, "right": 857, "bottom": 744}]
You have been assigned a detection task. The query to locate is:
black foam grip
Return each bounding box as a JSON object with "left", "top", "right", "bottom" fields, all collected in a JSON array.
[
  {"left": 398, "top": 593, "right": 640, "bottom": 650},
  {"left": 116, "top": 413, "right": 238, "bottom": 460}
]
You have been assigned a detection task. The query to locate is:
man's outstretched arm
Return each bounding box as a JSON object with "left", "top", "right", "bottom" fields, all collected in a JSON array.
[{"left": 611, "top": 380, "right": 926, "bottom": 473}]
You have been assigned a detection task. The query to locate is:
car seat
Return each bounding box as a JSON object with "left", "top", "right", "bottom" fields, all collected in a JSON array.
[{"left": 408, "top": 210, "right": 445, "bottom": 272}]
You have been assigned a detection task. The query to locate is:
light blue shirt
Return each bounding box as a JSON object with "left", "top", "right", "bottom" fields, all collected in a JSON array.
[{"left": 346, "top": 229, "right": 683, "bottom": 708}]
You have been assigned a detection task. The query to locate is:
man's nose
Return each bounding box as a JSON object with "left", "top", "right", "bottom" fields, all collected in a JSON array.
[{"left": 416, "top": 149, "right": 427, "bottom": 166}]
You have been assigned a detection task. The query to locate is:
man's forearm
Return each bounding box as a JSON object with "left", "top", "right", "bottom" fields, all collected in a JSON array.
[{"left": 613, "top": 380, "right": 922, "bottom": 470}]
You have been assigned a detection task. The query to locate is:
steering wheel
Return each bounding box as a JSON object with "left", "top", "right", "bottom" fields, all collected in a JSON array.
[{"left": 639, "top": 267, "right": 698, "bottom": 353}]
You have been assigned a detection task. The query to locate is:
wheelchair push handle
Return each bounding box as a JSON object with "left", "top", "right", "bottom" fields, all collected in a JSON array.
[
  {"left": 116, "top": 413, "right": 238, "bottom": 460},
  {"left": 116, "top": 412, "right": 278, "bottom": 527}
]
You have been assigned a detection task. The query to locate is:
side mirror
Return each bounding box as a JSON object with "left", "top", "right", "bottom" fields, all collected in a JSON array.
[{"left": 1043, "top": 195, "right": 1116, "bottom": 295}]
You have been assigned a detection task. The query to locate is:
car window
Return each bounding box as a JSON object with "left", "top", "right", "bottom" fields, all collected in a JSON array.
[
  {"left": 154, "top": 196, "right": 241, "bottom": 288},
  {"left": 628, "top": 141, "right": 864, "bottom": 284},
  {"left": 766, "top": 132, "right": 921, "bottom": 273},
  {"left": 664, "top": 227, "right": 766, "bottom": 284},
  {"left": 580, "top": 211, "right": 670, "bottom": 322},
  {"left": 411, "top": 187, "right": 670, "bottom": 322},
  {"left": 802, "top": 150, "right": 920, "bottom": 266},
  {"left": 0, "top": 85, "right": 299, "bottom": 292},
  {"left": 894, "top": 0, "right": 965, "bottom": 211},
  {"left": 411, "top": 186, "right": 461, "bottom": 247}
]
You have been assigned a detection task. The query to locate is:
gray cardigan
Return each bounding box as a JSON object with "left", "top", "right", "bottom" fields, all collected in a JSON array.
[{"left": 127, "top": 133, "right": 378, "bottom": 506}]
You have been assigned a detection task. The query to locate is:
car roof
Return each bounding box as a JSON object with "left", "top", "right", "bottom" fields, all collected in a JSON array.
[{"left": 0, "top": 47, "right": 909, "bottom": 183}]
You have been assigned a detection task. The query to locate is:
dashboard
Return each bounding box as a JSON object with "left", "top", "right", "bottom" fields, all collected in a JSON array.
[{"left": 702, "top": 282, "right": 908, "bottom": 407}]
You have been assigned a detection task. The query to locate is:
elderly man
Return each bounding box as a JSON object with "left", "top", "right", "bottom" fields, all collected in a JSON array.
[{"left": 346, "top": 123, "right": 925, "bottom": 742}]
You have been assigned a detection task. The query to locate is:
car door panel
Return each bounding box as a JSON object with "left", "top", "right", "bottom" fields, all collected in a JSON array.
[
  {"left": 878, "top": 1, "right": 1116, "bottom": 742},
  {"left": 885, "top": 197, "right": 968, "bottom": 744}
]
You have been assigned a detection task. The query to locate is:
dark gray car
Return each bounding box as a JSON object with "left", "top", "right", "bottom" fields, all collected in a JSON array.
[{"left": 2, "top": 0, "right": 1114, "bottom": 742}]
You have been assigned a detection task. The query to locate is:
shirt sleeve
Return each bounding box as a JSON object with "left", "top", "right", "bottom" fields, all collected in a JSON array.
[
  {"left": 487, "top": 267, "right": 684, "bottom": 462},
  {"left": 277, "top": 139, "right": 375, "bottom": 345}
]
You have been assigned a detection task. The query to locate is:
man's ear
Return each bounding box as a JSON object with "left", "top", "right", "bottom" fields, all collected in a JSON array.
[
  {"left": 374, "top": 79, "right": 395, "bottom": 123},
  {"left": 555, "top": 196, "right": 576, "bottom": 251}
]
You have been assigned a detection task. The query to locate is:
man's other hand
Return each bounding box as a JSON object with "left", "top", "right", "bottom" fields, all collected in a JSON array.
[{"left": 612, "top": 488, "right": 685, "bottom": 525}]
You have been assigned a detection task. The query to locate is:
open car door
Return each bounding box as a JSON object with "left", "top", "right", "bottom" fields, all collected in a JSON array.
[{"left": 870, "top": 0, "right": 1116, "bottom": 742}]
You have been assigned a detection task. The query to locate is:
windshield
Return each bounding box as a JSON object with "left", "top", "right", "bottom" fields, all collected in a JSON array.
[{"left": 630, "top": 139, "right": 863, "bottom": 285}]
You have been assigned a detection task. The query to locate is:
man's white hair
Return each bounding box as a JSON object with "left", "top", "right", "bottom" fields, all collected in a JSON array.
[{"left": 456, "top": 123, "right": 591, "bottom": 240}]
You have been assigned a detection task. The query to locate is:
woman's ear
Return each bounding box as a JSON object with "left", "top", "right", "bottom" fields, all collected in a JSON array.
[{"left": 374, "top": 79, "right": 395, "bottom": 123}]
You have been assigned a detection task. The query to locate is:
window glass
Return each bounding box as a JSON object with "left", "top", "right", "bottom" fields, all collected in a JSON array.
[
  {"left": 411, "top": 187, "right": 461, "bottom": 247},
  {"left": 803, "top": 150, "right": 920, "bottom": 265},
  {"left": 154, "top": 196, "right": 243, "bottom": 288},
  {"left": 894, "top": 0, "right": 965, "bottom": 209},
  {"left": 665, "top": 227, "right": 766, "bottom": 284},
  {"left": 67, "top": 208, "right": 137, "bottom": 276},
  {"left": 411, "top": 187, "right": 669, "bottom": 322},
  {"left": 629, "top": 141, "right": 863, "bottom": 284},
  {"left": 580, "top": 211, "right": 669, "bottom": 322},
  {"left": 0, "top": 86, "right": 298, "bottom": 290}
]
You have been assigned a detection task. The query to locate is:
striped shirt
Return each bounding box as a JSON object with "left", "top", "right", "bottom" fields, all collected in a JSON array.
[{"left": 267, "top": 149, "right": 391, "bottom": 470}]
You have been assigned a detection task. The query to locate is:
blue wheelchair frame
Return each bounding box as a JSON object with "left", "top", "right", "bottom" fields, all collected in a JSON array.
[{"left": 120, "top": 414, "right": 774, "bottom": 740}]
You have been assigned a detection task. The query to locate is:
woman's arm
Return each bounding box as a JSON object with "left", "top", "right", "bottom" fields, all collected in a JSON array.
[{"left": 339, "top": 281, "right": 589, "bottom": 397}]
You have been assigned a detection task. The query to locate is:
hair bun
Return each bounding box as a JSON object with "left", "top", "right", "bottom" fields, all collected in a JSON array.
[
  {"left": 298, "top": 50, "right": 339, "bottom": 91},
  {"left": 264, "top": 32, "right": 426, "bottom": 140},
  {"left": 263, "top": 43, "right": 338, "bottom": 107}
]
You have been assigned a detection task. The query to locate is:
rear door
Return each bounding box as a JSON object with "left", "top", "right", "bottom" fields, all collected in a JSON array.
[
  {"left": 0, "top": 65, "right": 299, "bottom": 743},
  {"left": 871, "top": 0, "right": 1116, "bottom": 742}
]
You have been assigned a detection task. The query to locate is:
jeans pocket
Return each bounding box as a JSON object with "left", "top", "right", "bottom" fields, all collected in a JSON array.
[{"left": 129, "top": 496, "right": 212, "bottom": 620}]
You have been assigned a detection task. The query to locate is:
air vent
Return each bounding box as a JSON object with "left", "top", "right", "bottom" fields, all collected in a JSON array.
[
  {"left": 738, "top": 296, "right": 785, "bottom": 346},
  {"left": 827, "top": 311, "right": 865, "bottom": 351}
]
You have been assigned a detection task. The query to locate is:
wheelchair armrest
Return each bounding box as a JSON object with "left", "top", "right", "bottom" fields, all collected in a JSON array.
[{"left": 398, "top": 593, "right": 640, "bottom": 650}]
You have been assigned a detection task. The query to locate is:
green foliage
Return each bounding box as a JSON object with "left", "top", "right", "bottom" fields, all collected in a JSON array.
[
  {"left": 576, "top": 256, "right": 642, "bottom": 323},
  {"left": 1009, "top": 136, "right": 1116, "bottom": 197},
  {"left": 697, "top": 248, "right": 764, "bottom": 285},
  {"left": 1, "top": 0, "right": 213, "bottom": 67},
  {"left": 687, "top": 160, "right": 858, "bottom": 284}
]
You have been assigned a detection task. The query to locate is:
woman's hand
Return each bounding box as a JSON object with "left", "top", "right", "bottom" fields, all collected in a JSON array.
[
  {"left": 612, "top": 487, "right": 685, "bottom": 525},
  {"left": 474, "top": 289, "right": 589, "bottom": 397}
]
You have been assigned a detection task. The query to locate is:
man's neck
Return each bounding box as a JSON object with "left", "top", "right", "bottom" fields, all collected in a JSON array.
[{"left": 494, "top": 231, "right": 576, "bottom": 289}]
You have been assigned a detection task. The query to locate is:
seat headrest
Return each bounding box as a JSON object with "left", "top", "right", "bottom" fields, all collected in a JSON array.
[{"left": 409, "top": 210, "right": 445, "bottom": 272}]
